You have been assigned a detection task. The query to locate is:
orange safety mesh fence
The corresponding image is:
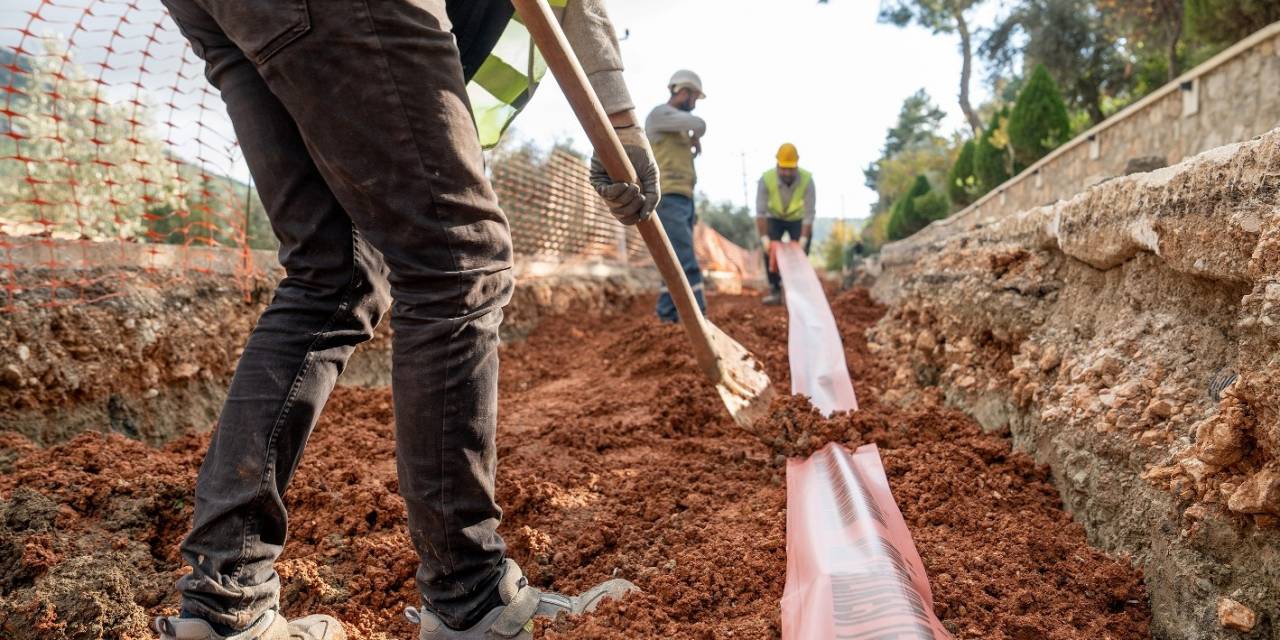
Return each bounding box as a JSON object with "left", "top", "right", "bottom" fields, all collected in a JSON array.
[
  {"left": 694, "top": 223, "right": 763, "bottom": 289},
  {"left": 491, "top": 145, "right": 648, "bottom": 266},
  {"left": 0, "top": 0, "right": 656, "bottom": 313}
]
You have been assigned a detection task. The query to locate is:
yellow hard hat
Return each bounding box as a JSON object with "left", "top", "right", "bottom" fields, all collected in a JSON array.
[{"left": 776, "top": 143, "right": 799, "bottom": 169}]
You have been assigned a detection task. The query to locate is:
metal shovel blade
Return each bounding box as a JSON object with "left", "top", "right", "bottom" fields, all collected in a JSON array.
[{"left": 705, "top": 320, "right": 775, "bottom": 428}]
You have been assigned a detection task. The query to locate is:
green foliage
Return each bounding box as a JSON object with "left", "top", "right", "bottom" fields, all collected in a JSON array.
[
  {"left": 864, "top": 89, "right": 946, "bottom": 194},
  {"left": 861, "top": 209, "right": 892, "bottom": 252},
  {"left": 886, "top": 174, "right": 937, "bottom": 241},
  {"left": 982, "top": 0, "right": 1131, "bottom": 125},
  {"left": 914, "top": 190, "right": 950, "bottom": 224},
  {"left": 696, "top": 196, "right": 757, "bottom": 250},
  {"left": 865, "top": 89, "right": 957, "bottom": 228},
  {"left": 1008, "top": 65, "right": 1071, "bottom": 166},
  {"left": 817, "top": 219, "right": 861, "bottom": 272},
  {"left": 877, "top": 0, "right": 983, "bottom": 35},
  {"left": 947, "top": 139, "right": 978, "bottom": 207},
  {"left": 875, "top": 142, "right": 954, "bottom": 209},
  {"left": 1186, "top": 0, "right": 1280, "bottom": 45},
  {"left": 1098, "top": 0, "right": 1186, "bottom": 82},
  {"left": 973, "top": 108, "right": 1012, "bottom": 195}
]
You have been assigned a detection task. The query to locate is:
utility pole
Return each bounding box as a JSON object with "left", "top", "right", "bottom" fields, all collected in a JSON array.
[{"left": 740, "top": 151, "right": 749, "bottom": 212}]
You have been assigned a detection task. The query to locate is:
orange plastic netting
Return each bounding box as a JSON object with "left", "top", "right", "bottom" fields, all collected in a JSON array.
[{"left": 0, "top": 0, "right": 672, "bottom": 312}]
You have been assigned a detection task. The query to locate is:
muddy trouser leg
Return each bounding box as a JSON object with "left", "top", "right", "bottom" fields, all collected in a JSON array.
[
  {"left": 163, "top": 0, "right": 511, "bottom": 631},
  {"left": 763, "top": 218, "right": 802, "bottom": 291},
  {"left": 654, "top": 194, "right": 706, "bottom": 322}
]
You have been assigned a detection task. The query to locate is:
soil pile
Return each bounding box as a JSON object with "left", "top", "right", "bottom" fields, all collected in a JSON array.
[{"left": 0, "top": 289, "right": 1149, "bottom": 639}]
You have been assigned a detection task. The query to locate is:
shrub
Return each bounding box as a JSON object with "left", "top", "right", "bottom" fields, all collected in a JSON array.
[
  {"left": 974, "top": 108, "right": 1012, "bottom": 195},
  {"left": 886, "top": 175, "right": 936, "bottom": 241},
  {"left": 947, "top": 139, "right": 978, "bottom": 208}
]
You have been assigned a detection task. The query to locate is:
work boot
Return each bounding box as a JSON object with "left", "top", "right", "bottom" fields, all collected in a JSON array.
[
  {"left": 762, "top": 288, "right": 782, "bottom": 306},
  {"left": 153, "top": 610, "right": 345, "bottom": 640},
  {"left": 404, "top": 559, "right": 638, "bottom": 639}
]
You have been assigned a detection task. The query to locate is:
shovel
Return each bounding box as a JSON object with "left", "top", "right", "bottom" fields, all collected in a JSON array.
[{"left": 511, "top": 0, "right": 775, "bottom": 428}]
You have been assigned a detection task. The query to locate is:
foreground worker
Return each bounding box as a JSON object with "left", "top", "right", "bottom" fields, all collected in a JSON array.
[
  {"left": 646, "top": 70, "right": 708, "bottom": 322},
  {"left": 757, "top": 143, "right": 817, "bottom": 305},
  {"left": 151, "top": 1, "right": 652, "bottom": 639}
]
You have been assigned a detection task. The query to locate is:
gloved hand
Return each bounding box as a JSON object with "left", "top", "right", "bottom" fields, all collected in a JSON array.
[
  {"left": 801, "top": 234, "right": 812, "bottom": 255},
  {"left": 590, "top": 126, "right": 660, "bottom": 226},
  {"left": 759, "top": 234, "right": 773, "bottom": 251}
]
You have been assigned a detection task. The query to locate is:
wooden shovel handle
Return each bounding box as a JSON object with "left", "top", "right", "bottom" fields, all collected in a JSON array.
[{"left": 512, "top": 0, "right": 722, "bottom": 381}]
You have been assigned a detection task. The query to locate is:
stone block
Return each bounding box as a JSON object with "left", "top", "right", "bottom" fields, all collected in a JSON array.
[
  {"left": 1227, "top": 469, "right": 1280, "bottom": 515},
  {"left": 1218, "top": 598, "right": 1258, "bottom": 632},
  {"left": 1244, "top": 50, "right": 1261, "bottom": 77}
]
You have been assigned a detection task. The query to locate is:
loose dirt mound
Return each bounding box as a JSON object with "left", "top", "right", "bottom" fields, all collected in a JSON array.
[{"left": 0, "top": 289, "right": 1149, "bottom": 639}]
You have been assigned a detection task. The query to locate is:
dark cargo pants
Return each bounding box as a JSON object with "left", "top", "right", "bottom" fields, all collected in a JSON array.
[
  {"left": 160, "top": 0, "right": 512, "bottom": 630},
  {"left": 763, "top": 217, "right": 808, "bottom": 291}
]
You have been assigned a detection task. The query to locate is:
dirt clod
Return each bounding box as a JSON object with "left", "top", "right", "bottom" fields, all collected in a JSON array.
[{"left": 1218, "top": 597, "right": 1258, "bottom": 631}]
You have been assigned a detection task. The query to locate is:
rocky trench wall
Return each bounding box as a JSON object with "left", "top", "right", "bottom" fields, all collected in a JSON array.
[
  {"left": 870, "top": 129, "right": 1280, "bottom": 638},
  {"left": 0, "top": 255, "right": 654, "bottom": 446}
]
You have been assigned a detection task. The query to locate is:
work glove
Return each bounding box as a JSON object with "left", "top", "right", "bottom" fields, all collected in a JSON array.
[
  {"left": 801, "top": 234, "right": 812, "bottom": 255},
  {"left": 589, "top": 126, "right": 660, "bottom": 226}
]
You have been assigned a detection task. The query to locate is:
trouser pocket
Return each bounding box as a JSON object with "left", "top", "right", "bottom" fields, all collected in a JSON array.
[{"left": 196, "top": 0, "right": 311, "bottom": 64}]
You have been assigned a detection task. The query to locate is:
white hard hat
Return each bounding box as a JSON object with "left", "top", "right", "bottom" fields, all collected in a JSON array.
[{"left": 668, "top": 69, "right": 706, "bottom": 99}]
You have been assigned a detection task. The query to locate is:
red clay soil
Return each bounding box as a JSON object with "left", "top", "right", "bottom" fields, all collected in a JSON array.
[{"left": 0, "top": 288, "right": 1150, "bottom": 639}]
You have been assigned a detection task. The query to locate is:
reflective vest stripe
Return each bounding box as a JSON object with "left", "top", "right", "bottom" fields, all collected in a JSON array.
[
  {"left": 473, "top": 55, "right": 528, "bottom": 106},
  {"left": 764, "top": 168, "right": 812, "bottom": 221},
  {"left": 469, "top": 0, "right": 568, "bottom": 148}
]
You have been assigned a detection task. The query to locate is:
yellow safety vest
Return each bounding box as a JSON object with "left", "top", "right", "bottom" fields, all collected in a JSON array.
[
  {"left": 763, "top": 168, "right": 812, "bottom": 221},
  {"left": 468, "top": 0, "right": 568, "bottom": 149},
  {"left": 652, "top": 131, "right": 697, "bottom": 198}
]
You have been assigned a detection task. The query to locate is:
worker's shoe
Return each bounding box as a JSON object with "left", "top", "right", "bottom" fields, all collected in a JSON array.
[
  {"left": 762, "top": 289, "right": 783, "bottom": 306},
  {"left": 404, "top": 559, "right": 638, "bottom": 639},
  {"left": 153, "top": 609, "right": 345, "bottom": 640}
]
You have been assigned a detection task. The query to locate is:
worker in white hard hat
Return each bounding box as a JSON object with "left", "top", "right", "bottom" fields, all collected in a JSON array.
[
  {"left": 757, "top": 143, "right": 816, "bottom": 306},
  {"left": 645, "top": 70, "right": 708, "bottom": 323}
]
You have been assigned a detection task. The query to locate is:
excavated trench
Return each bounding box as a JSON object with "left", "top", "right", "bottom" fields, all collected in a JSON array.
[
  {"left": 0, "top": 275, "right": 1153, "bottom": 639},
  {"left": 870, "top": 129, "right": 1280, "bottom": 638}
]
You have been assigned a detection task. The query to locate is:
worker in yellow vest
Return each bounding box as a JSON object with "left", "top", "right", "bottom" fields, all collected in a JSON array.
[
  {"left": 757, "top": 143, "right": 816, "bottom": 305},
  {"left": 646, "top": 70, "right": 708, "bottom": 323}
]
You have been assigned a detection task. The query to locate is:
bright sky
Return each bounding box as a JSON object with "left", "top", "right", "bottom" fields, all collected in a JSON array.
[
  {"left": 511, "top": 0, "right": 995, "bottom": 220},
  {"left": 0, "top": 0, "right": 995, "bottom": 220}
]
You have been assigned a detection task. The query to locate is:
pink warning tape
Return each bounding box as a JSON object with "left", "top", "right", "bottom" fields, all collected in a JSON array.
[
  {"left": 775, "top": 241, "right": 858, "bottom": 415},
  {"left": 782, "top": 443, "right": 951, "bottom": 639}
]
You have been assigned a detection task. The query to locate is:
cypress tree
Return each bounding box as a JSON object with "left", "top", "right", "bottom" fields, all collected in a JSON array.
[{"left": 1008, "top": 64, "right": 1071, "bottom": 168}]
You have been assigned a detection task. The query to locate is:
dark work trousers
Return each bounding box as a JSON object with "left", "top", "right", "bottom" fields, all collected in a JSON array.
[
  {"left": 160, "top": 0, "right": 512, "bottom": 631},
  {"left": 654, "top": 194, "right": 707, "bottom": 322},
  {"left": 763, "top": 217, "right": 808, "bottom": 290}
]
